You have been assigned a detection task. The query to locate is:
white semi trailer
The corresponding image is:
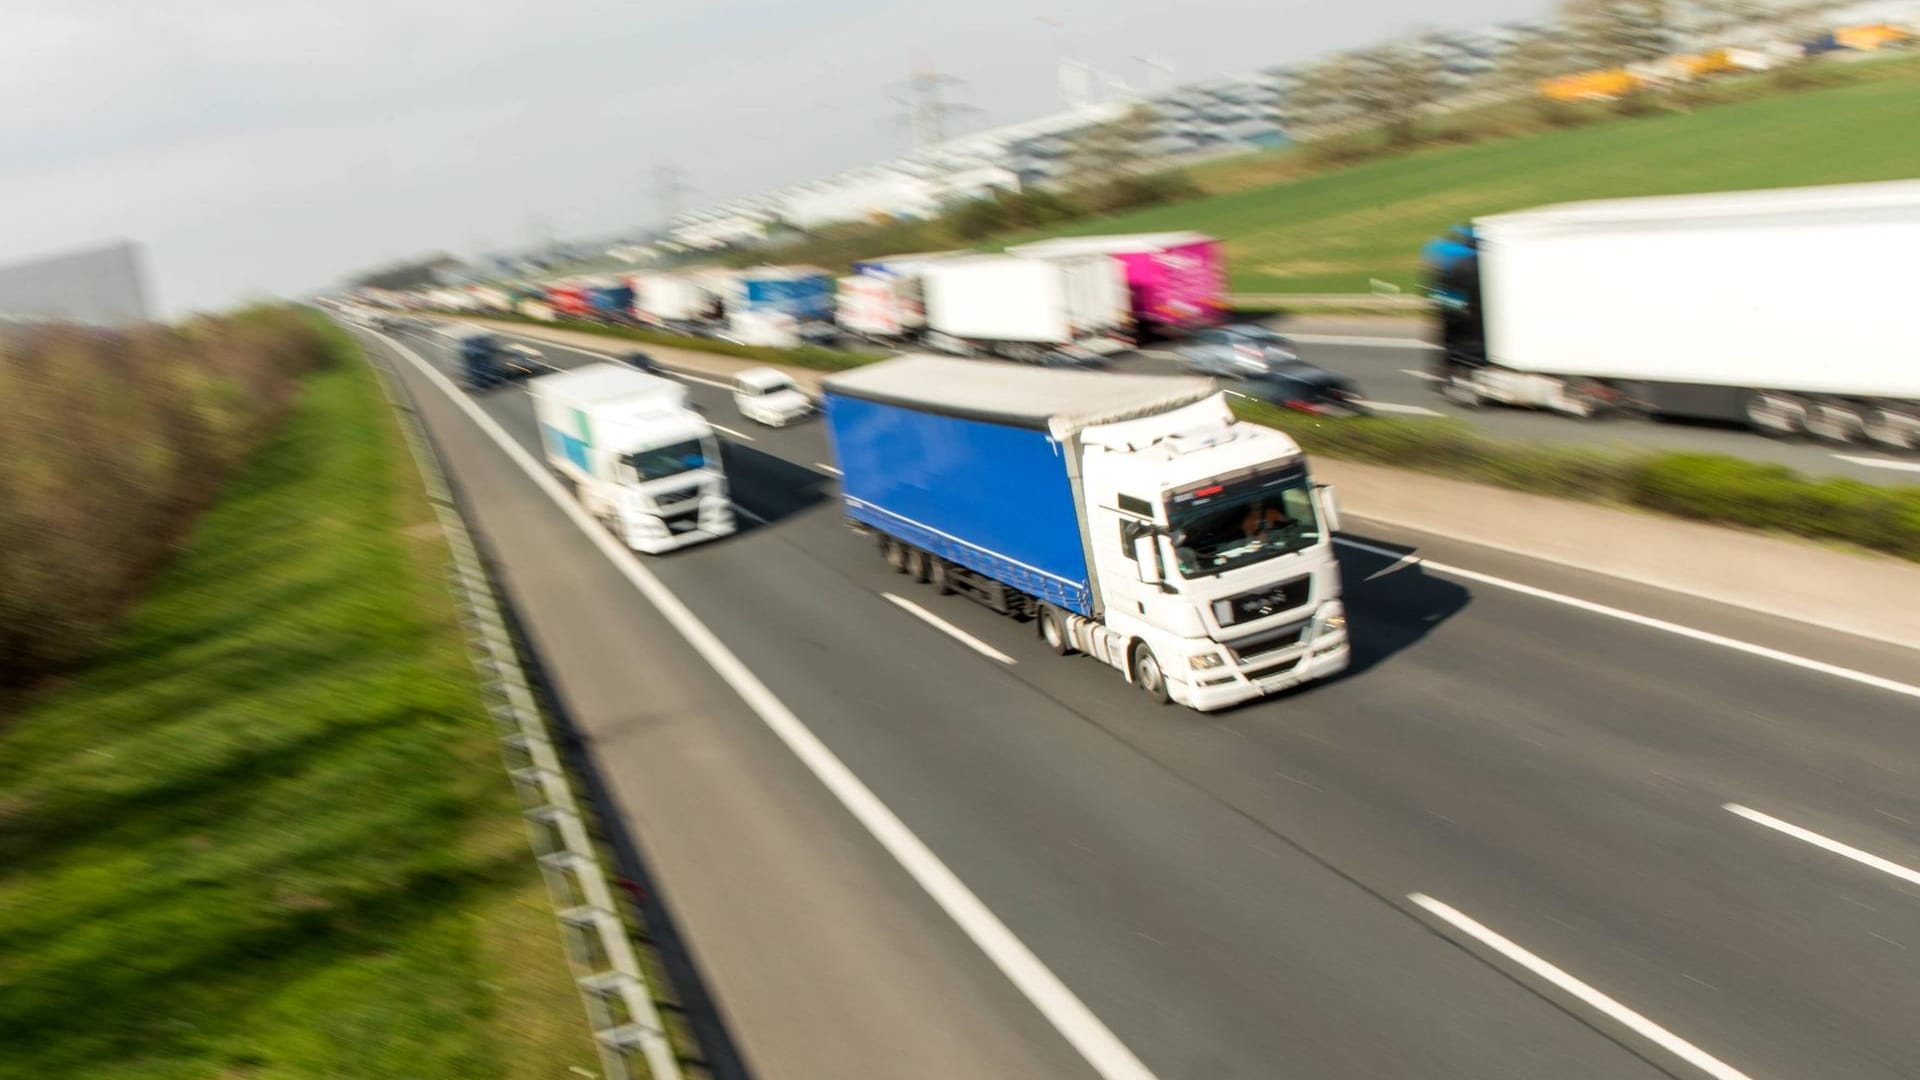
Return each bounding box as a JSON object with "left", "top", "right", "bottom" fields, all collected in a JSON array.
[
  {"left": 1433, "top": 180, "right": 1920, "bottom": 449},
  {"left": 530, "top": 363, "right": 735, "bottom": 553}
]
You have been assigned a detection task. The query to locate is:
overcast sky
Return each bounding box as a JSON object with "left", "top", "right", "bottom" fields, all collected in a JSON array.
[{"left": 3, "top": 0, "right": 1548, "bottom": 315}]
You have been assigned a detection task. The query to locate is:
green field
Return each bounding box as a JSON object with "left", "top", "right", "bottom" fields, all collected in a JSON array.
[
  {"left": 1011, "top": 69, "right": 1920, "bottom": 294},
  {"left": 0, "top": 352, "right": 593, "bottom": 1077}
]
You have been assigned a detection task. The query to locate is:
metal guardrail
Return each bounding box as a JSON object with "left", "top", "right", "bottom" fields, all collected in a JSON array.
[{"left": 366, "top": 348, "right": 686, "bottom": 1080}]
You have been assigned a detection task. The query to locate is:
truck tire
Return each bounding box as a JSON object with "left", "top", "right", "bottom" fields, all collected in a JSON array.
[
  {"left": 1863, "top": 407, "right": 1918, "bottom": 452},
  {"left": 1745, "top": 392, "right": 1806, "bottom": 438},
  {"left": 903, "top": 546, "right": 930, "bottom": 582},
  {"left": 1037, "top": 605, "right": 1074, "bottom": 656},
  {"left": 1130, "top": 642, "right": 1171, "bottom": 705},
  {"left": 883, "top": 537, "right": 909, "bottom": 572},
  {"left": 1805, "top": 401, "right": 1865, "bottom": 444},
  {"left": 1441, "top": 372, "right": 1484, "bottom": 409},
  {"left": 929, "top": 557, "right": 955, "bottom": 595}
]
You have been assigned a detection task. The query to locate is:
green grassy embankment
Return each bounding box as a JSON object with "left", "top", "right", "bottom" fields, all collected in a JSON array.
[
  {"left": 0, "top": 343, "right": 595, "bottom": 1077},
  {"left": 1008, "top": 63, "right": 1920, "bottom": 294}
]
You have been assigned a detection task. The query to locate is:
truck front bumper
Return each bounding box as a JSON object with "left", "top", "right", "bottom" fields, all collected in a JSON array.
[{"left": 1170, "top": 631, "right": 1351, "bottom": 713}]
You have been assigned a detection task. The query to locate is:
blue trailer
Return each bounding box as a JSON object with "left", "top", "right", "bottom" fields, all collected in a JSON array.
[
  {"left": 587, "top": 282, "right": 635, "bottom": 322},
  {"left": 740, "top": 267, "right": 835, "bottom": 321},
  {"left": 822, "top": 354, "right": 1352, "bottom": 711}
]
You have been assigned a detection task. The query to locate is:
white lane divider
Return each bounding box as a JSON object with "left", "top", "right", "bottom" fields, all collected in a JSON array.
[
  {"left": 1724, "top": 804, "right": 1920, "bottom": 889},
  {"left": 1410, "top": 894, "right": 1753, "bottom": 1080},
  {"left": 370, "top": 330, "right": 1156, "bottom": 1080},
  {"left": 815, "top": 463, "right": 843, "bottom": 477},
  {"left": 1288, "top": 334, "right": 1438, "bottom": 349},
  {"left": 1356, "top": 400, "right": 1443, "bottom": 417},
  {"left": 883, "top": 594, "right": 1016, "bottom": 665},
  {"left": 1832, "top": 454, "right": 1920, "bottom": 475},
  {"left": 1400, "top": 368, "right": 1443, "bottom": 382},
  {"left": 707, "top": 422, "right": 755, "bottom": 442},
  {"left": 1334, "top": 537, "right": 1920, "bottom": 703}
]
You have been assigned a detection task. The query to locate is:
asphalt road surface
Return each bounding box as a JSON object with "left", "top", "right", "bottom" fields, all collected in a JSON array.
[
  {"left": 1126, "top": 330, "right": 1920, "bottom": 485},
  {"left": 369, "top": 322, "right": 1920, "bottom": 1080}
]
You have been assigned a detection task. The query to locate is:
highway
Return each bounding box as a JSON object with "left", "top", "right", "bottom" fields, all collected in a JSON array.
[
  {"left": 368, "top": 322, "right": 1920, "bottom": 1080},
  {"left": 1129, "top": 330, "right": 1920, "bottom": 485}
]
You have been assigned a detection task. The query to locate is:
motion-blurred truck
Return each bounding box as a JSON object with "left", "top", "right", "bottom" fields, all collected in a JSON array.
[
  {"left": 530, "top": 363, "right": 735, "bottom": 552},
  {"left": 920, "top": 254, "right": 1130, "bottom": 360},
  {"left": 836, "top": 251, "right": 960, "bottom": 341},
  {"left": 1008, "top": 232, "right": 1226, "bottom": 338},
  {"left": 1427, "top": 181, "right": 1920, "bottom": 450},
  {"left": 629, "top": 272, "right": 716, "bottom": 328},
  {"left": 823, "top": 355, "right": 1350, "bottom": 711}
]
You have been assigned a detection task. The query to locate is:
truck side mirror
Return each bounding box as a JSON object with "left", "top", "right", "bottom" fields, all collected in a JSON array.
[
  {"left": 1132, "top": 535, "right": 1163, "bottom": 585},
  {"left": 1316, "top": 483, "right": 1342, "bottom": 534}
]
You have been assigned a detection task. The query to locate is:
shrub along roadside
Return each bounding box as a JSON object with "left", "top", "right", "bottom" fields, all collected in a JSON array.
[
  {"left": 0, "top": 307, "right": 344, "bottom": 688},
  {"left": 0, "top": 344, "right": 594, "bottom": 1077},
  {"left": 456, "top": 311, "right": 875, "bottom": 372},
  {"left": 1234, "top": 400, "right": 1920, "bottom": 564}
]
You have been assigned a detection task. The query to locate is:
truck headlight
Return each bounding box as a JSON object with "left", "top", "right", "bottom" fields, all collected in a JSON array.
[
  {"left": 1315, "top": 604, "right": 1347, "bottom": 634},
  {"left": 1324, "top": 613, "right": 1347, "bottom": 632},
  {"left": 1189, "top": 652, "right": 1227, "bottom": 671}
]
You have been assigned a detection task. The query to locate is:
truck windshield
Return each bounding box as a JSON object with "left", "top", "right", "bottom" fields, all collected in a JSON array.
[
  {"left": 1165, "top": 466, "right": 1320, "bottom": 578},
  {"left": 626, "top": 440, "right": 708, "bottom": 481}
]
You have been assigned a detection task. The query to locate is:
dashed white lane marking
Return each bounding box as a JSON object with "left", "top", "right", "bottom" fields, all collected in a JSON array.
[
  {"left": 1356, "top": 400, "right": 1443, "bottom": 417},
  {"left": 1725, "top": 804, "right": 1920, "bottom": 889},
  {"left": 1832, "top": 454, "right": 1920, "bottom": 475},
  {"left": 1410, "top": 894, "right": 1754, "bottom": 1080},
  {"left": 883, "top": 593, "right": 1017, "bottom": 665},
  {"left": 1334, "top": 537, "right": 1920, "bottom": 702},
  {"left": 707, "top": 422, "right": 756, "bottom": 442},
  {"left": 1289, "top": 334, "right": 1438, "bottom": 349},
  {"left": 1401, "top": 368, "right": 1444, "bottom": 382}
]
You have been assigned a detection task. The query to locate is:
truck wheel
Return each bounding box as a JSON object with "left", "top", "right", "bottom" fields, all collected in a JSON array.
[
  {"left": 1805, "top": 401, "right": 1865, "bottom": 444},
  {"left": 929, "top": 558, "right": 955, "bottom": 595},
  {"left": 1441, "top": 373, "right": 1483, "bottom": 409},
  {"left": 1037, "top": 605, "right": 1074, "bottom": 656},
  {"left": 903, "top": 546, "right": 929, "bottom": 582},
  {"left": 1130, "top": 643, "right": 1171, "bottom": 705},
  {"left": 1745, "top": 393, "right": 1806, "bottom": 438},
  {"left": 883, "top": 537, "right": 908, "bottom": 572},
  {"left": 1863, "top": 408, "right": 1917, "bottom": 451}
]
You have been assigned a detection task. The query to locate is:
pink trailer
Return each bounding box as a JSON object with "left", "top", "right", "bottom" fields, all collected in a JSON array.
[{"left": 1008, "top": 231, "right": 1226, "bottom": 336}]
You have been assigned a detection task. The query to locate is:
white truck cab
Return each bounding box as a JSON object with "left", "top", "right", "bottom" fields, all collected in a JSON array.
[
  {"left": 1076, "top": 397, "right": 1348, "bottom": 709},
  {"left": 530, "top": 363, "right": 735, "bottom": 553},
  {"left": 732, "top": 366, "right": 814, "bottom": 427}
]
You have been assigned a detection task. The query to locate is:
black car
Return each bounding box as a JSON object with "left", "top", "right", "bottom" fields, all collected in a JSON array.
[
  {"left": 1225, "top": 360, "right": 1370, "bottom": 416},
  {"left": 623, "top": 350, "right": 662, "bottom": 373}
]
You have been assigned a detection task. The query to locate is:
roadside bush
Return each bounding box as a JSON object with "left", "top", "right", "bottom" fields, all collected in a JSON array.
[
  {"left": 1235, "top": 401, "right": 1920, "bottom": 563},
  {"left": 1632, "top": 454, "right": 1920, "bottom": 561},
  {"left": 0, "top": 307, "right": 343, "bottom": 688}
]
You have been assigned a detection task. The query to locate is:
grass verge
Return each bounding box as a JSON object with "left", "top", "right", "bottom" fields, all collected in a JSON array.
[
  {"left": 1236, "top": 400, "right": 1920, "bottom": 562},
  {"left": 1006, "top": 61, "right": 1920, "bottom": 294},
  {"left": 463, "top": 311, "right": 876, "bottom": 372},
  {"left": 0, "top": 336, "right": 595, "bottom": 1077}
]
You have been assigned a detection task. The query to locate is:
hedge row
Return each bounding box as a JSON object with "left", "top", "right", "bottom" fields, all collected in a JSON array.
[
  {"left": 0, "top": 308, "right": 347, "bottom": 687},
  {"left": 1235, "top": 401, "right": 1920, "bottom": 563},
  {"left": 458, "top": 311, "right": 874, "bottom": 372}
]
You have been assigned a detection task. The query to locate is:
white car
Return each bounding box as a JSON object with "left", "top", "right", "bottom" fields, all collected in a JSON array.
[{"left": 732, "top": 366, "right": 814, "bottom": 427}]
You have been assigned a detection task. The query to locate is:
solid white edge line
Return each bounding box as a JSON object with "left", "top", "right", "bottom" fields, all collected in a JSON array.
[
  {"left": 707, "top": 422, "right": 755, "bottom": 442},
  {"left": 815, "top": 463, "right": 843, "bottom": 477},
  {"left": 367, "top": 329, "right": 1156, "bottom": 1080},
  {"left": 1832, "top": 454, "right": 1920, "bottom": 475},
  {"left": 1409, "top": 894, "right": 1753, "bottom": 1080},
  {"left": 883, "top": 593, "right": 1017, "bottom": 665},
  {"left": 1724, "top": 804, "right": 1920, "bottom": 889},
  {"left": 1333, "top": 537, "right": 1920, "bottom": 702}
]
